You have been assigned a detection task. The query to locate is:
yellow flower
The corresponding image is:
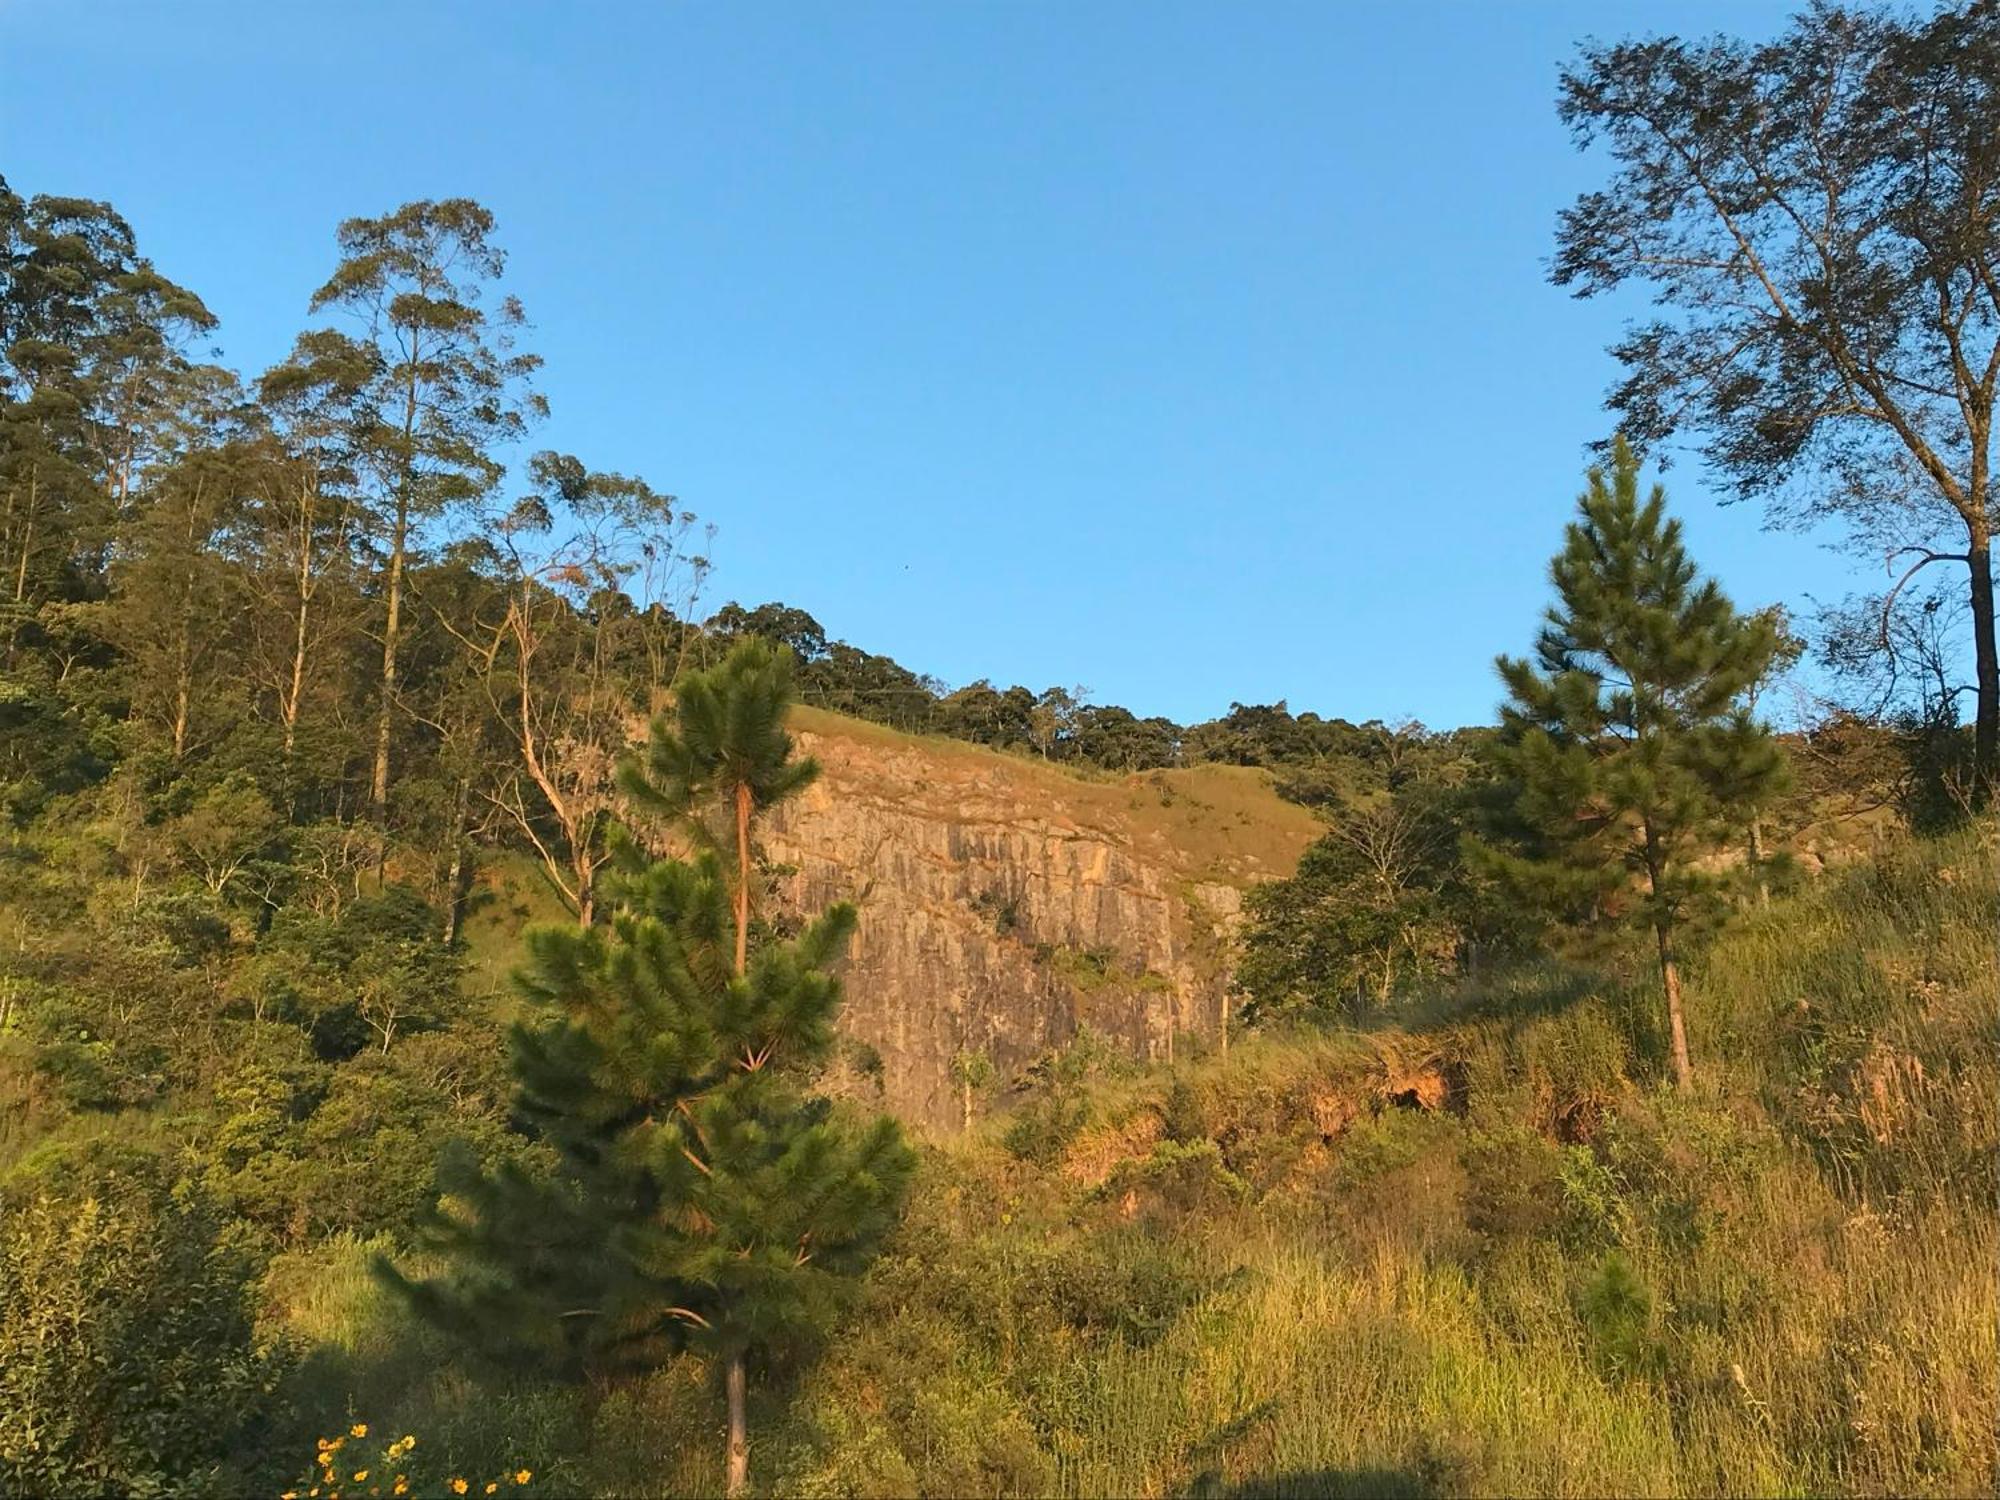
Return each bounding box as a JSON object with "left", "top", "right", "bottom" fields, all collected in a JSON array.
[
  {"left": 451, "top": 1480, "right": 469, "bottom": 1496},
  {"left": 353, "top": 1471, "right": 369, "bottom": 1483},
  {"left": 393, "top": 1483, "right": 408, "bottom": 1497},
  {"left": 317, "top": 1438, "right": 332, "bottom": 1451},
  {"left": 283, "top": 1492, "right": 298, "bottom": 1499},
  {"left": 486, "top": 1487, "right": 499, "bottom": 1496},
  {"left": 350, "top": 1424, "right": 369, "bottom": 1439},
  {"left": 401, "top": 1436, "right": 416, "bottom": 1450},
  {"left": 514, "top": 1472, "right": 533, "bottom": 1486}
]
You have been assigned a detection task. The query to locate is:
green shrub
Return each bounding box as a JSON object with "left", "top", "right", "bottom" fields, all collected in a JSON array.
[
  {"left": 1576, "top": 1250, "right": 1658, "bottom": 1379},
  {"left": 1461, "top": 1126, "right": 1566, "bottom": 1245},
  {"left": 1104, "top": 1138, "right": 1252, "bottom": 1220},
  {"left": 1002, "top": 1089, "right": 1092, "bottom": 1164},
  {"left": 1160, "top": 1073, "right": 1208, "bottom": 1144},
  {"left": 0, "top": 1169, "right": 289, "bottom": 1496}
]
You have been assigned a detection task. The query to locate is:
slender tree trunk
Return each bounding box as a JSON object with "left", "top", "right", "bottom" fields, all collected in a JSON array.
[
  {"left": 1642, "top": 825, "right": 1693, "bottom": 1089},
  {"left": 1748, "top": 818, "right": 1769, "bottom": 907},
  {"left": 170, "top": 579, "right": 195, "bottom": 762},
  {"left": 284, "top": 586, "right": 310, "bottom": 760},
  {"left": 1657, "top": 920, "right": 1692, "bottom": 1090},
  {"left": 725, "top": 1351, "right": 749, "bottom": 1498},
  {"left": 575, "top": 843, "right": 595, "bottom": 928},
  {"left": 1967, "top": 522, "right": 1997, "bottom": 808},
  {"left": 374, "top": 361, "right": 423, "bottom": 832},
  {"left": 442, "top": 776, "right": 470, "bottom": 946},
  {"left": 13, "top": 493, "right": 32, "bottom": 603},
  {"left": 734, "top": 780, "right": 753, "bottom": 975},
  {"left": 372, "top": 493, "right": 408, "bottom": 826}
]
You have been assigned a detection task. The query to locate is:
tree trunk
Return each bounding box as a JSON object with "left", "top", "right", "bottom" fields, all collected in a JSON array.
[
  {"left": 1968, "top": 524, "right": 1997, "bottom": 808},
  {"left": 961, "top": 1077, "right": 973, "bottom": 1132},
  {"left": 725, "top": 1351, "right": 749, "bottom": 1498},
  {"left": 1642, "top": 824, "right": 1693, "bottom": 1089},
  {"left": 734, "top": 780, "right": 753, "bottom": 976},
  {"left": 576, "top": 845, "right": 595, "bottom": 928},
  {"left": 374, "top": 358, "right": 423, "bottom": 834},
  {"left": 371, "top": 493, "right": 408, "bottom": 829},
  {"left": 1748, "top": 818, "right": 1769, "bottom": 907},
  {"left": 11, "top": 459, "right": 37, "bottom": 608},
  {"left": 171, "top": 579, "right": 195, "bottom": 762},
  {"left": 442, "top": 777, "right": 470, "bottom": 947},
  {"left": 1657, "top": 921, "right": 1693, "bottom": 1090},
  {"left": 284, "top": 586, "right": 310, "bottom": 761},
  {"left": 171, "top": 670, "right": 191, "bottom": 762}
]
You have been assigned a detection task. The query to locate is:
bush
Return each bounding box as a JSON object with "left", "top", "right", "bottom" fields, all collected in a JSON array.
[
  {"left": 1104, "top": 1138, "right": 1252, "bottom": 1220},
  {"left": 1160, "top": 1073, "right": 1207, "bottom": 1143},
  {"left": 1575, "top": 1250, "right": 1658, "bottom": 1379},
  {"left": 1002, "top": 1089, "right": 1092, "bottom": 1165},
  {"left": 0, "top": 1169, "right": 289, "bottom": 1496},
  {"left": 1461, "top": 1126, "right": 1566, "bottom": 1245}
]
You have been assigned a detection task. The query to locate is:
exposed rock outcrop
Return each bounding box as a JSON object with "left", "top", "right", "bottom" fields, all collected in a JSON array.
[{"left": 761, "top": 711, "right": 1318, "bottom": 1128}]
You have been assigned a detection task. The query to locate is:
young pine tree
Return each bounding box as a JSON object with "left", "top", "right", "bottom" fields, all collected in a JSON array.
[
  {"left": 380, "top": 641, "right": 914, "bottom": 1498},
  {"left": 1480, "top": 439, "right": 1785, "bottom": 1087}
]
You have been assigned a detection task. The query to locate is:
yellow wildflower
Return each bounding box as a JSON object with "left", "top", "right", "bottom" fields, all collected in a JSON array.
[
  {"left": 451, "top": 1480, "right": 469, "bottom": 1496},
  {"left": 514, "top": 1472, "right": 533, "bottom": 1486},
  {"left": 353, "top": 1471, "right": 369, "bottom": 1483},
  {"left": 318, "top": 1438, "right": 332, "bottom": 1451},
  {"left": 283, "top": 1492, "right": 298, "bottom": 1499},
  {"left": 350, "top": 1423, "right": 369, "bottom": 1439},
  {"left": 402, "top": 1435, "right": 417, "bottom": 1450},
  {"left": 394, "top": 1483, "right": 408, "bottom": 1497}
]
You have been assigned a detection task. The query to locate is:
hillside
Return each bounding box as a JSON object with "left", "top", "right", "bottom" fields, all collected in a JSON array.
[{"left": 276, "top": 822, "right": 1998, "bottom": 1498}]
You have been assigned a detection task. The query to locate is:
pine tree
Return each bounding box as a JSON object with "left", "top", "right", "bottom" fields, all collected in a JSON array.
[
  {"left": 1480, "top": 439, "right": 1785, "bottom": 1087},
  {"left": 620, "top": 636, "right": 821, "bottom": 975},
  {"left": 380, "top": 641, "right": 914, "bottom": 1497}
]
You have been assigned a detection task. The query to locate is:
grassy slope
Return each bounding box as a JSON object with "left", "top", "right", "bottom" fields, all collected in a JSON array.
[
  {"left": 786, "top": 704, "right": 1322, "bottom": 887},
  {"left": 265, "top": 824, "right": 1998, "bottom": 1498}
]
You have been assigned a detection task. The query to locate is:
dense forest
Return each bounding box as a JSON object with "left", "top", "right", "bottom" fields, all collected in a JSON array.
[{"left": 2, "top": 3, "right": 1996, "bottom": 1498}]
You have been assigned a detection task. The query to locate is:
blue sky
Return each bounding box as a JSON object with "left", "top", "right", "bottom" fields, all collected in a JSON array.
[{"left": 1, "top": 0, "right": 1851, "bottom": 729}]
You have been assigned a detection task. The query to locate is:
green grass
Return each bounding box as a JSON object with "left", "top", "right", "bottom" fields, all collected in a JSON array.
[
  {"left": 266, "top": 824, "right": 1999, "bottom": 1497},
  {"left": 457, "top": 848, "right": 575, "bottom": 1001},
  {"left": 788, "top": 702, "right": 1323, "bottom": 887}
]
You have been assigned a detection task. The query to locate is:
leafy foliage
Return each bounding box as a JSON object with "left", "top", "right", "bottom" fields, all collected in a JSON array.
[{"left": 0, "top": 1161, "right": 288, "bottom": 1497}]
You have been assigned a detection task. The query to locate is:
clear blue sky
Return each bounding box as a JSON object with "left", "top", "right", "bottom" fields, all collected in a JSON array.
[{"left": 2, "top": 0, "right": 1853, "bottom": 730}]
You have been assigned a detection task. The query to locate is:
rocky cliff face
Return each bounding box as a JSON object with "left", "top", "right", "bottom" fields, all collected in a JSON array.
[{"left": 762, "top": 711, "right": 1319, "bottom": 1129}]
